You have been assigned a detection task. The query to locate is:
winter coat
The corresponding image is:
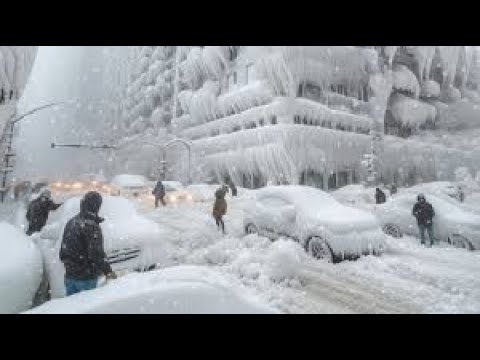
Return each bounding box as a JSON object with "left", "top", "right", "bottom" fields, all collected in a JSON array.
[
  {"left": 412, "top": 201, "right": 435, "bottom": 226},
  {"left": 152, "top": 181, "right": 165, "bottom": 197},
  {"left": 213, "top": 189, "right": 227, "bottom": 218},
  {"left": 213, "top": 198, "right": 227, "bottom": 218},
  {"left": 60, "top": 193, "right": 112, "bottom": 280},
  {"left": 26, "top": 196, "right": 61, "bottom": 232},
  {"left": 375, "top": 189, "right": 386, "bottom": 204}
]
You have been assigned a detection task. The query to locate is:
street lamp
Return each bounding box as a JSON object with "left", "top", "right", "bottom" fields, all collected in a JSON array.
[
  {"left": 142, "top": 137, "right": 192, "bottom": 184},
  {"left": 0, "top": 102, "right": 64, "bottom": 203}
]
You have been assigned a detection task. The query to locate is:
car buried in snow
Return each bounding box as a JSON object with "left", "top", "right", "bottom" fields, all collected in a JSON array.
[
  {"left": 35, "top": 195, "right": 172, "bottom": 300},
  {"left": 375, "top": 193, "right": 480, "bottom": 251},
  {"left": 243, "top": 186, "right": 386, "bottom": 263}
]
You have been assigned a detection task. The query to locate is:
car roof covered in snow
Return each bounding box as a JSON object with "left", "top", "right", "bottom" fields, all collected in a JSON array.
[
  {"left": 111, "top": 174, "right": 148, "bottom": 188},
  {"left": 255, "top": 186, "right": 378, "bottom": 227}
]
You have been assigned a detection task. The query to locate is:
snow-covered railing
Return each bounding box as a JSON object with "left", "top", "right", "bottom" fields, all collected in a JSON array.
[
  {"left": 291, "top": 98, "right": 373, "bottom": 133},
  {"left": 192, "top": 124, "right": 372, "bottom": 185},
  {"left": 322, "top": 91, "right": 371, "bottom": 114},
  {"left": 182, "top": 97, "right": 374, "bottom": 141}
]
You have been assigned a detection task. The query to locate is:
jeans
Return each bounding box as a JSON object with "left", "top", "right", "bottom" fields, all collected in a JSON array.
[
  {"left": 418, "top": 223, "right": 435, "bottom": 246},
  {"left": 214, "top": 216, "right": 225, "bottom": 234},
  {"left": 155, "top": 196, "right": 166, "bottom": 208},
  {"left": 65, "top": 278, "right": 98, "bottom": 296}
]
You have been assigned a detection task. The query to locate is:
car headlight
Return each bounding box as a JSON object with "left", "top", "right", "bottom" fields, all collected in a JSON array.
[
  {"left": 169, "top": 195, "right": 177, "bottom": 202},
  {"left": 72, "top": 182, "right": 83, "bottom": 190},
  {"left": 186, "top": 194, "right": 193, "bottom": 201}
]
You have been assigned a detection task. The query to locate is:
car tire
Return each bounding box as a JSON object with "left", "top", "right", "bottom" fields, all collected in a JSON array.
[
  {"left": 448, "top": 234, "right": 474, "bottom": 251},
  {"left": 245, "top": 223, "right": 258, "bottom": 235},
  {"left": 305, "top": 237, "right": 334, "bottom": 263},
  {"left": 382, "top": 224, "right": 403, "bottom": 238}
]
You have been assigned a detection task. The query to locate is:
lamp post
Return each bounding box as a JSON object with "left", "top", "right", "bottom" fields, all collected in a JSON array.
[
  {"left": 142, "top": 137, "right": 192, "bottom": 184},
  {"left": 1, "top": 102, "right": 64, "bottom": 203}
]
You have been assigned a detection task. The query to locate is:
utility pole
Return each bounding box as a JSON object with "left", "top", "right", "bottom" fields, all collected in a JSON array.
[{"left": 0, "top": 102, "right": 63, "bottom": 203}]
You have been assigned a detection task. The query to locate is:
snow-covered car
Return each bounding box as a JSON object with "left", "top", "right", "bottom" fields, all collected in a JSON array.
[
  {"left": 162, "top": 181, "right": 194, "bottom": 204},
  {"left": 402, "top": 181, "right": 464, "bottom": 203},
  {"left": 36, "top": 195, "right": 173, "bottom": 299},
  {"left": 243, "top": 186, "right": 386, "bottom": 263},
  {"left": 0, "top": 222, "right": 43, "bottom": 314},
  {"left": 110, "top": 174, "right": 150, "bottom": 198},
  {"left": 376, "top": 194, "right": 480, "bottom": 250},
  {"left": 24, "top": 266, "right": 278, "bottom": 314}
]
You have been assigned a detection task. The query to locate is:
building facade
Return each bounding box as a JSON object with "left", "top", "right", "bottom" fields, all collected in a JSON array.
[{"left": 116, "top": 46, "right": 480, "bottom": 188}]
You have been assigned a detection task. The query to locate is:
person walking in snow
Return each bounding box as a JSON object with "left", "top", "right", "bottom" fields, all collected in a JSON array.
[
  {"left": 375, "top": 188, "right": 386, "bottom": 204},
  {"left": 60, "top": 191, "right": 117, "bottom": 296},
  {"left": 412, "top": 194, "right": 436, "bottom": 247},
  {"left": 226, "top": 178, "right": 238, "bottom": 197},
  {"left": 390, "top": 184, "right": 398, "bottom": 196},
  {"left": 26, "top": 189, "right": 62, "bottom": 235},
  {"left": 152, "top": 179, "right": 166, "bottom": 208},
  {"left": 213, "top": 185, "right": 228, "bottom": 235}
]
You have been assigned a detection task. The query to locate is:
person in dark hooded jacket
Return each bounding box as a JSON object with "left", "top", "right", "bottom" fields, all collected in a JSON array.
[
  {"left": 60, "top": 191, "right": 117, "bottom": 296},
  {"left": 412, "top": 194, "right": 435, "bottom": 246},
  {"left": 152, "top": 180, "right": 166, "bottom": 208},
  {"left": 26, "top": 190, "right": 62, "bottom": 235},
  {"left": 213, "top": 185, "right": 228, "bottom": 234},
  {"left": 375, "top": 188, "right": 386, "bottom": 204}
]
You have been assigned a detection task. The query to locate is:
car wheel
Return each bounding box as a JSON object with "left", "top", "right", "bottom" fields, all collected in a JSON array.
[
  {"left": 306, "top": 237, "right": 334, "bottom": 263},
  {"left": 448, "top": 234, "right": 474, "bottom": 251},
  {"left": 382, "top": 224, "right": 403, "bottom": 238},
  {"left": 245, "top": 223, "right": 258, "bottom": 235}
]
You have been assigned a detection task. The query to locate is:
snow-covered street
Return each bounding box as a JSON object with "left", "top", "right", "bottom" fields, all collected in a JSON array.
[{"left": 129, "top": 195, "right": 480, "bottom": 314}]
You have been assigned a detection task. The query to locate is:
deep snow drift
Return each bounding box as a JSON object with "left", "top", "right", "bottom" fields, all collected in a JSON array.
[
  {"left": 25, "top": 265, "right": 278, "bottom": 314},
  {"left": 0, "top": 222, "right": 43, "bottom": 314}
]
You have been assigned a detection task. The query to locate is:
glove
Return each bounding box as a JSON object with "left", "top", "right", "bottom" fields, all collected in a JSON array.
[{"left": 106, "top": 272, "right": 117, "bottom": 280}]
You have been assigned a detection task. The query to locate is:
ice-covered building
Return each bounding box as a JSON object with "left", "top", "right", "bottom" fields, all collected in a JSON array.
[
  {"left": 0, "top": 46, "right": 38, "bottom": 196},
  {"left": 118, "top": 46, "right": 480, "bottom": 189}
]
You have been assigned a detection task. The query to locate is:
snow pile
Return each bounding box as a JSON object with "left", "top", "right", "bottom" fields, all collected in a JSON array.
[
  {"left": 111, "top": 174, "right": 148, "bottom": 188},
  {"left": 25, "top": 265, "right": 278, "bottom": 314},
  {"left": 393, "top": 65, "right": 420, "bottom": 98},
  {"left": 390, "top": 94, "right": 437, "bottom": 126},
  {"left": 420, "top": 80, "right": 441, "bottom": 99},
  {"left": 0, "top": 222, "right": 42, "bottom": 314},
  {"left": 442, "top": 86, "right": 461, "bottom": 103}
]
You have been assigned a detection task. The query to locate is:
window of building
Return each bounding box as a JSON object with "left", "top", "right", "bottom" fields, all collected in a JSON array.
[
  {"left": 233, "top": 71, "right": 237, "bottom": 85},
  {"left": 259, "top": 118, "right": 265, "bottom": 126},
  {"left": 271, "top": 115, "right": 277, "bottom": 125}
]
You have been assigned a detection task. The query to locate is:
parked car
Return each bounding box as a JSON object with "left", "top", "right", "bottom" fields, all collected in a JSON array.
[
  {"left": 111, "top": 174, "right": 150, "bottom": 198},
  {"left": 243, "top": 186, "right": 386, "bottom": 263},
  {"left": 376, "top": 193, "right": 480, "bottom": 250},
  {"left": 402, "top": 181, "right": 464, "bottom": 203},
  {"left": 36, "top": 195, "right": 173, "bottom": 299}
]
